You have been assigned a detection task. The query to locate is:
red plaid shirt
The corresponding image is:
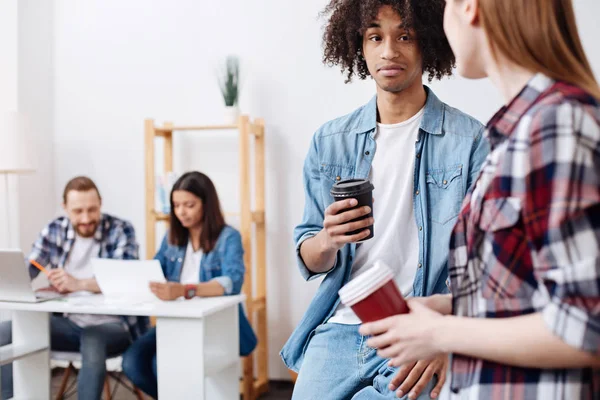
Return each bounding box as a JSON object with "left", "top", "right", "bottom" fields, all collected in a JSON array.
[{"left": 448, "top": 74, "right": 600, "bottom": 399}]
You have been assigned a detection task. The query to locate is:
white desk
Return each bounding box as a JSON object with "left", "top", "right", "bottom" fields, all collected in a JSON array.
[{"left": 0, "top": 294, "right": 244, "bottom": 400}]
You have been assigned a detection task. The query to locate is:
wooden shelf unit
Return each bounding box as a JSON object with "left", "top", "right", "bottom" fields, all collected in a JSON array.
[{"left": 144, "top": 116, "right": 268, "bottom": 400}]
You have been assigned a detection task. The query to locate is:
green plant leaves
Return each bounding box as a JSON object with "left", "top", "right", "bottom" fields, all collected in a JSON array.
[{"left": 218, "top": 56, "right": 239, "bottom": 107}]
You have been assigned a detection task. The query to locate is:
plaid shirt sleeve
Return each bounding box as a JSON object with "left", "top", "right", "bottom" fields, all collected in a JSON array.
[
  {"left": 110, "top": 219, "right": 139, "bottom": 260},
  {"left": 27, "top": 220, "right": 62, "bottom": 278},
  {"left": 524, "top": 101, "right": 600, "bottom": 354}
]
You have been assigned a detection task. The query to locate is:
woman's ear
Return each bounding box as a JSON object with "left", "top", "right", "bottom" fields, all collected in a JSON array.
[{"left": 465, "top": 0, "right": 480, "bottom": 26}]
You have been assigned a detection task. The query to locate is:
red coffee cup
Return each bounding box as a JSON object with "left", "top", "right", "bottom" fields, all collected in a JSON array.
[{"left": 338, "top": 261, "right": 409, "bottom": 323}]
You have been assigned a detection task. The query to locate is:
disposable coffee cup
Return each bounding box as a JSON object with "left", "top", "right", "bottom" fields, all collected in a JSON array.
[
  {"left": 330, "top": 179, "right": 374, "bottom": 241},
  {"left": 338, "top": 261, "right": 409, "bottom": 323}
]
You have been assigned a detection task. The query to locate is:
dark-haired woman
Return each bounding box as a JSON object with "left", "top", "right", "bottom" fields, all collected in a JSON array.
[{"left": 122, "top": 171, "right": 257, "bottom": 399}]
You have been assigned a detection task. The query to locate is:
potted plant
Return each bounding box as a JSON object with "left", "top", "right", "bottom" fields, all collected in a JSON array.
[{"left": 218, "top": 56, "right": 240, "bottom": 124}]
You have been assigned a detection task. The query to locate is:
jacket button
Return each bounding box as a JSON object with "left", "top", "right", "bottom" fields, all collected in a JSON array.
[
  {"left": 336, "top": 176, "right": 341, "bottom": 181},
  {"left": 419, "top": 226, "right": 423, "bottom": 231},
  {"left": 418, "top": 263, "right": 422, "bottom": 268},
  {"left": 443, "top": 180, "right": 448, "bottom": 185},
  {"left": 365, "top": 151, "right": 370, "bottom": 156},
  {"left": 416, "top": 153, "right": 420, "bottom": 158},
  {"left": 415, "top": 190, "right": 420, "bottom": 196}
]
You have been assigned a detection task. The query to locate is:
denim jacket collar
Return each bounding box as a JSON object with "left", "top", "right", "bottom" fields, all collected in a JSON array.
[{"left": 354, "top": 86, "right": 444, "bottom": 136}]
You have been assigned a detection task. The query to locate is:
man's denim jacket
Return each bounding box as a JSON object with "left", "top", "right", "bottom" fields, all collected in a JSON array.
[{"left": 281, "top": 87, "right": 489, "bottom": 372}]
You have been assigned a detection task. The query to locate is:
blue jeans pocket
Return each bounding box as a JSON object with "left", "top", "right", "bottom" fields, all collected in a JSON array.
[{"left": 373, "top": 364, "right": 397, "bottom": 393}]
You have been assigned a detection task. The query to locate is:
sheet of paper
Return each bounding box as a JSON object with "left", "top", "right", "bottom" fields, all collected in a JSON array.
[{"left": 91, "top": 259, "right": 166, "bottom": 302}]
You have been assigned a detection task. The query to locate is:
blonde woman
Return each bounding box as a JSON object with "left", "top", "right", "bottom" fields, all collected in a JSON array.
[{"left": 360, "top": 0, "right": 600, "bottom": 398}]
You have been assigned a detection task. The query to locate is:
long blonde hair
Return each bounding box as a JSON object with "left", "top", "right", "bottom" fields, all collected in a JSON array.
[{"left": 479, "top": 0, "right": 600, "bottom": 99}]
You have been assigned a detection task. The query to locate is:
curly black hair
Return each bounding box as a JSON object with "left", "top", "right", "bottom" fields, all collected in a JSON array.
[{"left": 322, "top": 0, "right": 455, "bottom": 83}]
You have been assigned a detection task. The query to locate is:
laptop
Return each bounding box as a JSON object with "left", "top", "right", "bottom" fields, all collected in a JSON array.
[{"left": 0, "top": 249, "right": 62, "bottom": 303}]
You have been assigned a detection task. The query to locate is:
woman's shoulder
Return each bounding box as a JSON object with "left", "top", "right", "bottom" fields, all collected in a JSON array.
[
  {"left": 218, "top": 225, "right": 241, "bottom": 241},
  {"left": 212, "top": 226, "right": 242, "bottom": 252},
  {"left": 519, "top": 85, "right": 600, "bottom": 143},
  {"left": 528, "top": 82, "right": 599, "bottom": 120}
]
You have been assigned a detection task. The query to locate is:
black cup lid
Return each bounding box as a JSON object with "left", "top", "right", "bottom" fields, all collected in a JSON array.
[{"left": 330, "top": 179, "right": 374, "bottom": 197}]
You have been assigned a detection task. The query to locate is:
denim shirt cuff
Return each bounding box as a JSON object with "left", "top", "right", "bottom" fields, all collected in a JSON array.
[
  {"left": 212, "top": 276, "right": 233, "bottom": 295},
  {"left": 296, "top": 231, "right": 335, "bottom": 281}
]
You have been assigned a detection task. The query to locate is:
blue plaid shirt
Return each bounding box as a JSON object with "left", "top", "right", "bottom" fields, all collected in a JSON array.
[{"left": 28, "top": 213, "right": 148, "bottom": 339}]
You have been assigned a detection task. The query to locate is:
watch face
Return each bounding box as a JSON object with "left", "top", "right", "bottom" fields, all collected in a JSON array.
[{"left": 186, "top": 288, "right": 195, "bottom": 299}]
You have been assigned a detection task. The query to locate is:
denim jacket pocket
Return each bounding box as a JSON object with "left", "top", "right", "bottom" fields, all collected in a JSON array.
[
  {"left": 319, "top": 163, "right": 355, "bottom": 182},
  {"left": 163, "top": 247, "right": 183, "bottom": 281},
  {"left": 426, "top": 164, "right": 463, "bottom": 224},
  {"left": 202, "top": 257, "right": 222, "bottom": 273},
  {"left": 319, "top": 163, "right": 355, "bottom": 201}
]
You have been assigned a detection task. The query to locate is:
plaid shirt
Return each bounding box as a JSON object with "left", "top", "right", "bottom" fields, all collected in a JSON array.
[
  {"left": 448, "top": 74, "right": 600, "bottom": 399},
  {"left": 28, "top": 214, "right": 148, "bottom": 338},
  {"left": 28, "top": 213, "right": 138, "bottom": 276}
]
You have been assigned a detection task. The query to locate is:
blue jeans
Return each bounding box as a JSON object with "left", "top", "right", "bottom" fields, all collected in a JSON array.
[
  {"left": 292, "top": 323, "right": 438, "bottom": 400},
  {"left": 121, "top": 327, "right": 158, "bottom": 399},
  {"left": 0, "top": 316, "right": 131, "bottom": 400}
]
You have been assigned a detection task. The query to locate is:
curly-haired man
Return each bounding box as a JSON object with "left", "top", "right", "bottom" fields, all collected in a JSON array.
[{"left": 281, "top": 1, "right": 489, "bottom": 399}]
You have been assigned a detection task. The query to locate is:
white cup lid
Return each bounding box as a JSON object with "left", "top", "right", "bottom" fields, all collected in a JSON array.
[{"left": 338, "top": 260, "right": 394, "bottom": 307}]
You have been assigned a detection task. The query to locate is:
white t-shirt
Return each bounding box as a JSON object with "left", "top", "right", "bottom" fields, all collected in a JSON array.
[
  {"left": 329, "top": 107, "right": 424, "bottom": 325},
  {"left": 65, "top": 235, "right": 123, "bottom": 328},
  {"left": 180, "top": 241, "right": 203, "bottom": 284}
]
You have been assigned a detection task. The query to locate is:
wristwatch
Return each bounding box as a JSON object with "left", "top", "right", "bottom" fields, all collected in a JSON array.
[{"left": 184, "top": 284, "right": 197, "bottom": 300}]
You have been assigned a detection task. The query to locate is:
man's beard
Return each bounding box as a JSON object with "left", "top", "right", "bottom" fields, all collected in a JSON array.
[{"left": 75, "top": 222, "right": 98, "bottom": 238}]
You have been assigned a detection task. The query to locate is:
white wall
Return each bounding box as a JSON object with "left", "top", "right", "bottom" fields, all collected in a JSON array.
[
  {"left": 18, "top": 0, "right": 56, "bottom": 258},
  {"left": 0, "top": 0, "right": 56, "bottom": 319},
  {"left": 0, "top": 0, "right": 18, "bottom": 323},
  {"left": 0, "top": 0, "right": 18, "bottom": 115},
  {"left": 49, "top": 0, "right": 600, "bottom": 380},
  {"left": 0, "top": 0, "right": 19, "bottom": 250},
  {"left": 574, "top": 0, "right": 600, "bottom": 79},
  {"left": 0, "top": 0, "right": 55, "bottom": 251}
]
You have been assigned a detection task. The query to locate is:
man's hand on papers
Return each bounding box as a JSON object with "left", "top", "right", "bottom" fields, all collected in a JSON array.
[
  {"left": 150, "top": 281, "right": 184, "bottom": 301},
  {"left": 48, "top": 269, "right": 82, "bottom": 293}
]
